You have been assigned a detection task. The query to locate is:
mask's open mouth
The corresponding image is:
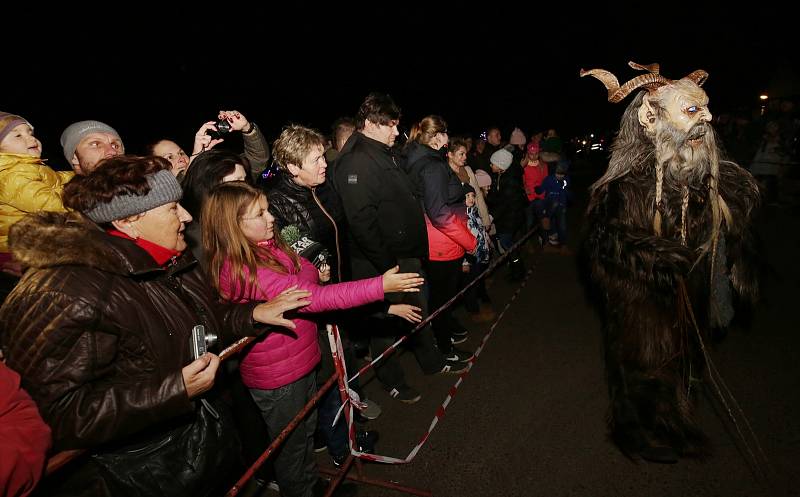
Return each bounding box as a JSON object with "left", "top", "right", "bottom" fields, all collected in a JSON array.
[{"left": 686, "top": 128, "right": 706, "bottom": 147}]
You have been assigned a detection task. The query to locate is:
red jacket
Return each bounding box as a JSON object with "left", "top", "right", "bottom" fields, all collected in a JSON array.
[
  {"left": 403, "top": 142, "right": 477, "bottom": 262},
  {"left": 425, "top": 213, "right": 475, "bottom": 261},
  {"left": 221, "top": 240, "right": 384, "bottom": 390},
  {"left": 523, "top": 161, "right": 548, "bottom": 201},
  {"left": 0, "top": 362, "right": 52, "bottom": 497}
]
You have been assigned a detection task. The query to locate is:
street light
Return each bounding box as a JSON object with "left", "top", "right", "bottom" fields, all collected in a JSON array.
[{"left": 759, "top": 94, "right": 768, "bottom": 115}]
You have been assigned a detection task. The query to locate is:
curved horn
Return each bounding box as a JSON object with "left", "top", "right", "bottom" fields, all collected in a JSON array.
[
  {"left": 628, "top": 61, "right": 660, "bottom": 74},
  {"left": 683, "top": 69, "right": 709, "bottom": 86},
  {"left": 609, "top": 73, "right": 672, "bottom": 103},
  {"left": 580, "top": 68, "right": 620, "bottom": 100}
]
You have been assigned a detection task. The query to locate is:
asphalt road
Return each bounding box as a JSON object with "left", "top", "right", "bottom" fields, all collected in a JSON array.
[{"left": 310, "top": 166, "right": 800, "bottom": 497}]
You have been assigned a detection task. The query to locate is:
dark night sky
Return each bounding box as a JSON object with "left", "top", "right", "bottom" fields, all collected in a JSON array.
[{"left": 4, "top": 5, "right": 797, "bottom": 167}]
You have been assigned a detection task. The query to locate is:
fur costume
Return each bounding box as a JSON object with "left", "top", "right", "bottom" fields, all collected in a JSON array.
[{"left": 581, "top": 62, "right": 760, "bottom": 462}]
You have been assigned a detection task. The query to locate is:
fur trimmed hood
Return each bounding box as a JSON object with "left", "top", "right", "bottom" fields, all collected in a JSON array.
[{"left": 8, "top": 211, "right": 161, "bottom": 275}]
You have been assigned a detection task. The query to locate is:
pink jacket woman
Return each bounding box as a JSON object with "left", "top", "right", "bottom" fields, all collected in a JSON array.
[{"left": 220, "top": 239, "right": 384, "bottom": 390}]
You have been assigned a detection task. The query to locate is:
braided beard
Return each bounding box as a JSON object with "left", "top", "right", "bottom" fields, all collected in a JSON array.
[{"left": 651, "top": 119, "right": 729, "bottom": 279}]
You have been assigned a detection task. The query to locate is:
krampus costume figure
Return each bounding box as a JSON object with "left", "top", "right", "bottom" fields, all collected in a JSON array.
[{"left": 581, "top": 62, "right": 759, "bottom": 463}]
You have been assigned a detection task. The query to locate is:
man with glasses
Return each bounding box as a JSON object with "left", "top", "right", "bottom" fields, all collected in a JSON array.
[{"left": 333, "top": 93, "right": 465, "bottom": 404}]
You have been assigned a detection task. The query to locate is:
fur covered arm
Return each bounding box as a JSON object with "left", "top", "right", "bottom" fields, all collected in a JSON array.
[
  {"left": 727, "top": 230, "right": 759, "bottom": 304},
  {"left": 718, "top": 162, "right": 761, "bottom": 304},
  {"left": 586, "top": 184, "right": 694, "bottom": 292},
  {"left": 587, "top": 220, "right": 694, "bottom": 290}
]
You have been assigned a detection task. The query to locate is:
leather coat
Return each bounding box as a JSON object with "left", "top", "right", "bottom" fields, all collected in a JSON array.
[{"left": 0, "top": 212, "right": 262, "bottom": 496}]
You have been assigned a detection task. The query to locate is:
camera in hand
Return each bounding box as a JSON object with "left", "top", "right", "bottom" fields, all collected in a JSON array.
[
  {"left": 191, "top": 325, "right": 219, "bottom": 360},
  {"left": 206, "top": 119, "right": 233, "bottom": 140}
]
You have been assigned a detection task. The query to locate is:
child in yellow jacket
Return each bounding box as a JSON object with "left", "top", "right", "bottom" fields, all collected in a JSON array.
[{"left": 0, "top": 112, "right": 74, "bottom": 274}]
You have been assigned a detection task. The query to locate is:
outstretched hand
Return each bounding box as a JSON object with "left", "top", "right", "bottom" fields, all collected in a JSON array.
[
  {"left": 382, "top": 266, "right": 424, "bottom": 293},
  {"left": 252, "top": 285, "right": 312, "bottom": 329},
  {"left": 388, "top": 304, "right": 423, "bottom": 323}
]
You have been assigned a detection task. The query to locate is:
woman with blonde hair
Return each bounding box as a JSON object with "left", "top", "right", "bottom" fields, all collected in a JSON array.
[{"left": 202, "top": 182, "right": 423, "bottom": 497}]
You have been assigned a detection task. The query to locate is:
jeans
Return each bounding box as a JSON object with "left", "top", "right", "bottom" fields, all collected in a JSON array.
[
  {"left": 461, "top": 257, "right": 488, "bottom": 313},
  {"left": 525, "top": 199, "right": 547, "bottom": 231},
  {"left": 496, "top": 232, "right": 515, "bottom": 253},
  {"left": 316, "top": 331, "right": 355, "bottom": 459},
  {"left": 497, "top": 232, "right": 525, "bottom": 280},
  {"left": 551, "top": 203, "right": 568, "bottom": 243},
  {"left": 317, "top": 385, "right": 349, "bottom": 458},
  {"left": 250, "top": 372, "right": 318, "bottom": 497}
]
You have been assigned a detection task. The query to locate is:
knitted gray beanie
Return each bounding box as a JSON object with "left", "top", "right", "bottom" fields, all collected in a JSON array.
[
  {"left": 84, "top": 169, "right": 182, "bottom": 223},
  {"left": 60, "top": 120, "right": 122, "bottom": 163}
]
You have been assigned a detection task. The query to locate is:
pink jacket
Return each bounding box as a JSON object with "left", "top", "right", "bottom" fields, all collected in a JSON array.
[{"left": 220, "top": 240, "right": 384, "bottom": 390}]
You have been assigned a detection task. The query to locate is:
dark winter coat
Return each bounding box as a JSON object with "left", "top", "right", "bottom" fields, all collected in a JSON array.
[
  {"left": 486, "top": 163, "right": 528, "bottom": 235},
  {"left": 535, "top": 173, "right": 572, "bottom": 207},
  {"left": 268, "top": 173, "right": 347, "bottom": 281},
  {"left": 0, "top": 212, "right": 262, "bottom": 497},
  {"left": 333, "top": 132, "right": 428, "bottom": 279},
  {"left": 401, "top": 141, "right": 476, "bottom": 261}
]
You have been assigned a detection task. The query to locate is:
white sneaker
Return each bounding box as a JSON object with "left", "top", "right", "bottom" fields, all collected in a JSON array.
[{"left": 439, "top": 359, "right": 468, "bottom": 374}]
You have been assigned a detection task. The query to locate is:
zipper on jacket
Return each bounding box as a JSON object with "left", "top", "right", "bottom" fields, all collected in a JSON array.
[{"left": 311, "top": 187, "right": 342, "bottom": 282}]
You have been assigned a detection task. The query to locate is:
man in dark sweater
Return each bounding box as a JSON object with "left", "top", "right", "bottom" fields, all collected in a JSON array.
[{"left": 334, "top": 93, "right": 465, "bottom": 404}]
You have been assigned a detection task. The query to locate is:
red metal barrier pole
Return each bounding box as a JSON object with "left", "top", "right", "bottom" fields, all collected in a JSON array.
[{"left": 318, "top": 467, "right": 434, "bottom": 497}]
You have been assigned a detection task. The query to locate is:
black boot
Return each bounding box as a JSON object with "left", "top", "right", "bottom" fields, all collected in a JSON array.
[{"left": 507, "top": 254, "right": 525, "bottom": 282}]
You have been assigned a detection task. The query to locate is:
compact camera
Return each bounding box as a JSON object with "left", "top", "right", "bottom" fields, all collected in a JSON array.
[
  {"left": 191, "top": 325, "right": 218, "bottom": 360},
  {"left": 206, "top": 118, "right": 233, "bottom": 140},
  {"left": 190, "top": 325, "right": 221, "bottom": 419}
]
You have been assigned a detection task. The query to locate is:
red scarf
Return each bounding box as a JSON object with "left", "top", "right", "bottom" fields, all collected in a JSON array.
[{"left": 107, "top": 229, "right": 181, "bottom": 266}]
